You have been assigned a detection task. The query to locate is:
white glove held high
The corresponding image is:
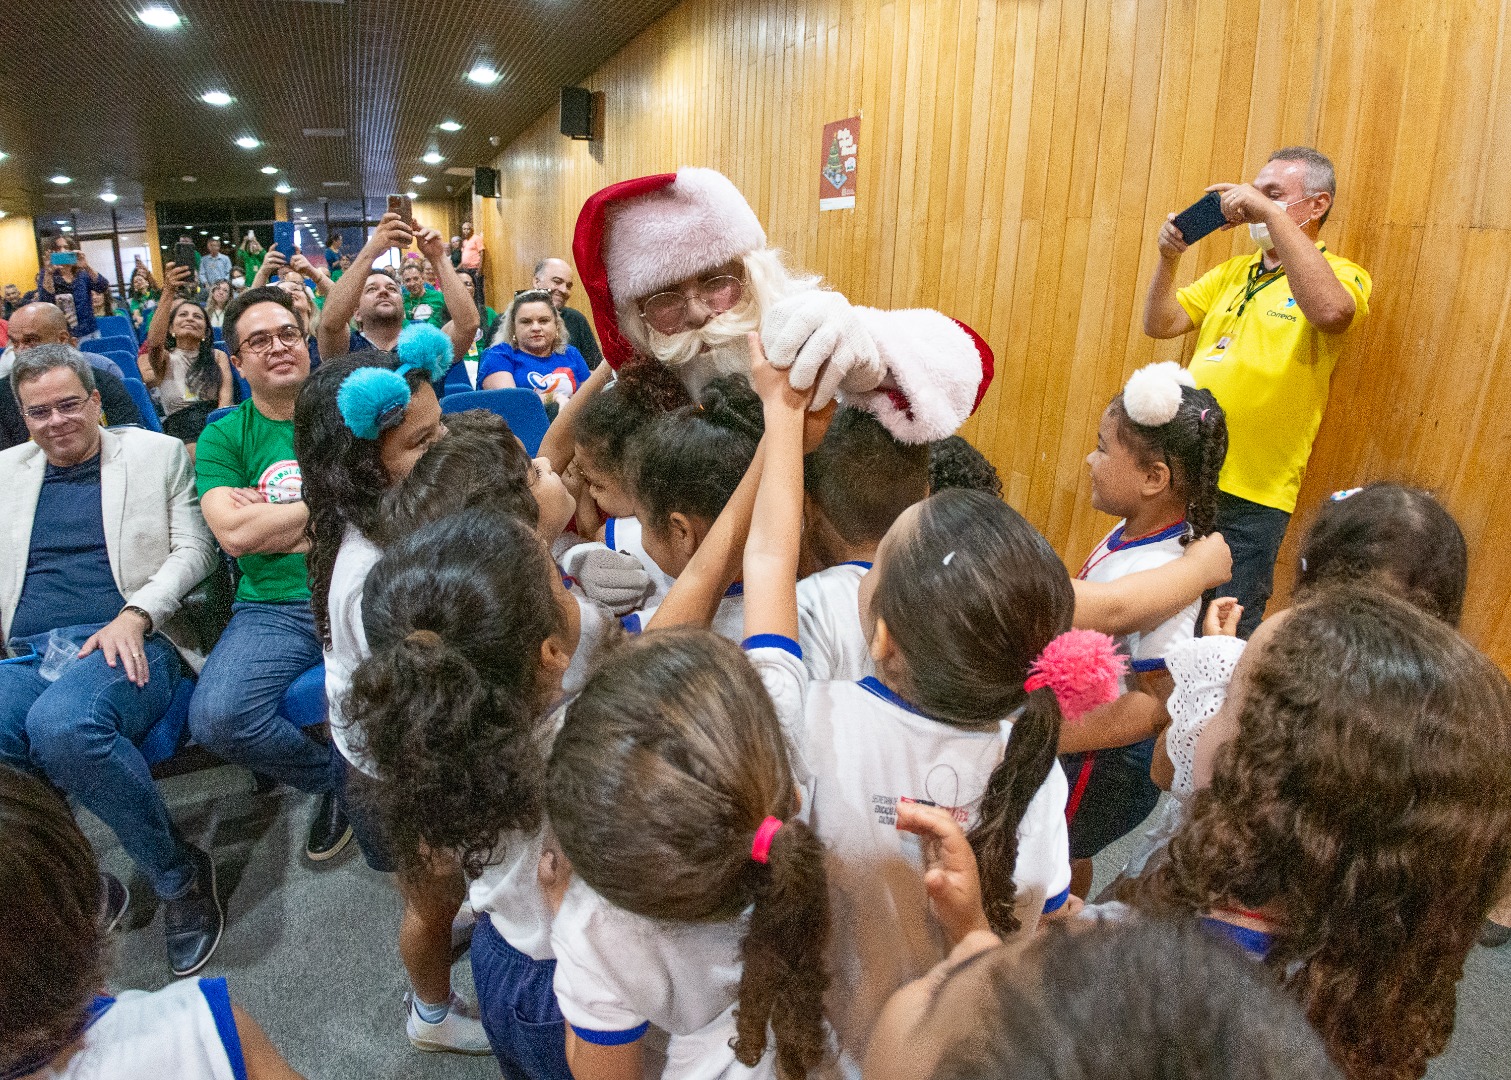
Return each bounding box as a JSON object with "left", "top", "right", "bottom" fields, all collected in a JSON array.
[{"left": 760, "top": 289, "right": 884, "bottom": 408}]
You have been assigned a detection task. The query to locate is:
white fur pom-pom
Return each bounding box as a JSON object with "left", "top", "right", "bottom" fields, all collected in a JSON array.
[{"left": 1122, "top": 361, "right": 1195, "bottom": 427}]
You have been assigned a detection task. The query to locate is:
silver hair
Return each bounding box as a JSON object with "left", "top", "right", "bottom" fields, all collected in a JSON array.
[
  {"left": 1269, "top": 146, "right": 1336, "bottom": 223},
  {"left": 10, "top": 343, "right": 96, "bottom": 399}
]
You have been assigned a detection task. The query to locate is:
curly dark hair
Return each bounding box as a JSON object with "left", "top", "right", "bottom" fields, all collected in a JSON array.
[
  {"left": 348, "top": 511, "right": 565, "bottom": 878},
  {"left": 927, "top": 435, "right": 1003, "bottom": 498},
  {"left": 1109, "top": 385, "right": 1228, "bottom": 543},
  {"left": 549, "top": 629, "right": 831, "bottom": 1079},
  {"left": 293, "top": 350, "right": 432, "bottom": 647},
  {"left": 0, "top": 767, "right": 106, "bottom": 1077},
  {"left": 634, "top": 374, "right": 763, "bottom": 527},
  {"left": 1133, "top": 586, "right": 1511, "bottom": 1080},
  {"left": 572, "top": 357, "right": 692, "bottom": 492}
]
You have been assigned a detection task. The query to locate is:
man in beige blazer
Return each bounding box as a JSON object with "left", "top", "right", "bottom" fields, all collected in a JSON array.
[{"left": 0, "top": 344, "right": 224, "bottom": 977}]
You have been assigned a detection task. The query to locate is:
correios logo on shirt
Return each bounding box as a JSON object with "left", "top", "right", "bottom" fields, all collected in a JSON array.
[
  {"left": 258, "top": 460, "right": 303, "bottom": 503},
  {"left": 527, "top": 368, "right": 579, "bottom": 397}
]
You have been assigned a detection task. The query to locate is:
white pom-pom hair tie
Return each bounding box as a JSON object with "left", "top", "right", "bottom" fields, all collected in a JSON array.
[{"left": 1122, "top": 361, "right": 1195, "bottom": 427}]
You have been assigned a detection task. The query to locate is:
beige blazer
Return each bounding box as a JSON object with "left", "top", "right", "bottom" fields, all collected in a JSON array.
[{"left": 1, "top": 426, "right": 219, "bottom": 669}]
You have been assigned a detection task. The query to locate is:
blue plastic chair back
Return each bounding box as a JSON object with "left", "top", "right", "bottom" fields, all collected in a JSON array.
[
  {"left": 280, "top": 664, "right": 328, "bottom": 729},
  {"left": 441, "top": 359, "right": 474, "bottom": 396},
  {"left": 119, "top": 378, "right": 162, "bottom": 433},
  {"left": 98, "top": 350, "right": 143, "bottom": 383},
  {"left": 96, "top": 314, "right": 134, "bottom": 339},
  {"left": 140, "top": 679, "right": 196, "bottom": 766},
  {"left": 441, "top": 388, "right": 550, "bottom": 456},
  {"left": 206, "top": 405, "right": 236, "bottom": 427}
]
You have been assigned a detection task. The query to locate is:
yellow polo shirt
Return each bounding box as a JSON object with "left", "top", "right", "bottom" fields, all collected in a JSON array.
[{"left": 1176, "top": 243, "right": 1370, "bottom": 513}]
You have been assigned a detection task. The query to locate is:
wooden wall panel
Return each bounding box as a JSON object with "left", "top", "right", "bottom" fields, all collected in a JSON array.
[
  {"left": 478, "top": 0, "right": 1511, "bottom": 670},
  {"left": 0, "top": 215, "right": 41, "bottom": 297}
]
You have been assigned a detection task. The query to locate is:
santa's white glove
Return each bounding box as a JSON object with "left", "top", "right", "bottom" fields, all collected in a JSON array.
[
  {"left": 761, "top": 290, "right": 884, "bottom": 408},
  {"left": 559, "top": 542, "right": 653, "bottom": 616}
]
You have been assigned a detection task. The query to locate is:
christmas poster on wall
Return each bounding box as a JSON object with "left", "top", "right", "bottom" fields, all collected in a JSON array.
[{"left": 820, "top": 116, "right": 860, "bottom": 210}]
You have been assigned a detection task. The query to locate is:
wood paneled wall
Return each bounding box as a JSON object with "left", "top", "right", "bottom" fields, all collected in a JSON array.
[
  {"left": 0, "top": 215, "right": 40, "bottom": 296},
  {"left": 482, "top": 0, "right": 1511, "bottom": 669}
]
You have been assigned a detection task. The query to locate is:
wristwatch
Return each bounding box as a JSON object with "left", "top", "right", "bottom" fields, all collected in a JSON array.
[{"left": 122, "top": 605, "right": 154, "bottom": 634}]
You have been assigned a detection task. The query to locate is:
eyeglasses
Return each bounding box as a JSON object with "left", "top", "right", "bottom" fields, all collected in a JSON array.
[
  {"left": 22, "top": 396, "right": 89, "bottom": 423},
  {"left": 639, "top": 275, "right": 745, "bottom": 335},
  {"left": 239, "top": 325, "right": 305, "bottom": 356}
]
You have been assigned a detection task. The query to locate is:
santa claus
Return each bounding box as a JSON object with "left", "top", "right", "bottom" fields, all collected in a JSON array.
[{"left": 573, "top": 167, "right": 993, "bottom": 443}]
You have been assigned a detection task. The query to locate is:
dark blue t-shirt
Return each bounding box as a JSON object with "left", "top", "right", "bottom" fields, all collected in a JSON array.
[
  {"left": 477, "top": 342, "right": 591, "bottom": 399},
  {"left": 11, "top": 454, "right": 125, "bottom": 639}
]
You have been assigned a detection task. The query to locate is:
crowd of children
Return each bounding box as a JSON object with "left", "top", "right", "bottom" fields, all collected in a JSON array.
[{"left": 4, "top": 326, "right": 1509, "bottom": 1080}]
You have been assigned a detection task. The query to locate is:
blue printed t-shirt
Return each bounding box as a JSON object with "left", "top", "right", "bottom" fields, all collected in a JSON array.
[
  {"left": 11, "top": 454, "right": 125, "bottom": 639},
  {"left": 478, "top": 342, "right": 591, "bottom": 399},
  {"left": 195, "top": 399, "right": 309, "bottom": 603}
]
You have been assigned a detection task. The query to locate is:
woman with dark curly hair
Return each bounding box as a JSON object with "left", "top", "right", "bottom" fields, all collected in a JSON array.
[{"left": 1133, "top": 585, "right": 1511, "bottom": 1080}]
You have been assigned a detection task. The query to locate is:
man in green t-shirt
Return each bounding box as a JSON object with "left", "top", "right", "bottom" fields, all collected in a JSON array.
[
  {"left": 192, "top": 286, "right": 350, "bottom": 862},
  {"left": 400, "top": 262, "right": 446, "bottom": 327}
]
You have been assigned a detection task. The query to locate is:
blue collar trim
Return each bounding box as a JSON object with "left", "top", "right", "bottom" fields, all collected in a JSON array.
[
  {"left": 1200, "top": 916, "right": 1274, "bottom": 960},
  {"left": 858, "top": 675, "right": 930, "bottom": 718},
  {"left": 839, "top": 560, "right": 874, "bottom": 570},
  {"left": 1105, "top": 520, "right": 1188, "bottom": 551}
]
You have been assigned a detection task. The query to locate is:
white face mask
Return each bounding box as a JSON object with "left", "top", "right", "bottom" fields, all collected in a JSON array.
[{"left": 1250, "top": 194, "right": 1318, "bottom": 251}]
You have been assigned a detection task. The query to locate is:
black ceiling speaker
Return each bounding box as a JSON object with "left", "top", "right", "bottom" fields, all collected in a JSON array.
[
  {"left": 474, "top": 167, "right": 499, "bottom": 199},
  {"left": 561, "top": 86, "right": 594, "bottom": 140}
]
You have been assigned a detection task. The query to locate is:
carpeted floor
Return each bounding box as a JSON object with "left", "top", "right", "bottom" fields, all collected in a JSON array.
[{"left": 84, "top": 769, "right": 1508, "bottom": 1079}]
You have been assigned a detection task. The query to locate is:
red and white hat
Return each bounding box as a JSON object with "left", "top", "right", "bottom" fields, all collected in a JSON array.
[{"left": 573, "top": 167, "right": 766, "bottom": 369}]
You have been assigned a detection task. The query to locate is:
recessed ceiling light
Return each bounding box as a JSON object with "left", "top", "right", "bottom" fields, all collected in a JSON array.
[
  {"left": 199, "top": 229, "right": 209, "bottom": 235},
  {"left": 100, "top": 192, "right": 118, "bottom": 203},
  {"left": 181, "top": 175, "right": 196, "bottom": 182},
  {"left": 61, "top": 225, "right": 72, "bottom": 232},
  {"left": 411, "top": 175, "right": 427, "bottom": 184},
  {"left": 235, "top": 136, "right": 260, "bottom": 150},
  {"left": 438, "top": 120, "right": 463, "bottom": 132},
  {"left": 422, "top": 151, "right": 444, "bottom": 165},
  {"left": 466, "top": 63, "right": 500, "bottom": 85},
  {"left": 0, "top": 151, "right": 8, "bottom": 161},
  {"left": 137, "top": 5, "right": 181, "bottom": 30},
  {"left": 293, "top": 207, "right": 304, "bottom": 213},
  {"left": 55, "top": 219, "right": 67, "bottom": 225},
  {"left": 49, "top": 175, "right": 71, "bottom": 185},
  {"left": 0, "top": 211, "right": 7, "bottom": 219},
  {"left": 200, "top": 90, "right": 233, "bottom": 107},
  {"left": 260, "top": 165, "right": 278, "bottom": 175},
  {"left": 404, "top": 191, "right": 419, "bottom": 199},
  {"left": 275, "top": 182, "right": 292, "bottom": 194}
]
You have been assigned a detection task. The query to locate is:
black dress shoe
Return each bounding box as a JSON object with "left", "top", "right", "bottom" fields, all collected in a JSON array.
[
  {"left": 305, "top": 790, "right": 353, "bottom": 862},
  {"left": 164, "top": 846, "right": 223, "bottom": 977},
  {"left": 1480, "top": 919, "right": 1511, "bottom": 948},
  {"left": 100, "top": 872, "right": 130, "bottom": 932}
]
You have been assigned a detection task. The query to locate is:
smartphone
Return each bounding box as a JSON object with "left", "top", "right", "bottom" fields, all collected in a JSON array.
[
  {"left": 49, "top": 251, "right": 78, "bottom": 266},
  {"left": 172, "top": 241, "right": 197, "bottom": 270},
  {"left": 273, "top": 221, "right": 296, "bottom": 260},
  {"left": 1170, "top": 191, "right": 1228, "bottom": 245},
  {"left": 387, "top": 194, "right": 414, "bottom": 228}
]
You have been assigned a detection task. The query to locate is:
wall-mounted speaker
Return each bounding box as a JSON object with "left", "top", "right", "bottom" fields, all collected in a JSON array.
[
  {"left": 560, "top": 86, "right": 594, "bottom": 140},
  {"left": 474, "top": 167, "right": 499, "bottom": 199}
]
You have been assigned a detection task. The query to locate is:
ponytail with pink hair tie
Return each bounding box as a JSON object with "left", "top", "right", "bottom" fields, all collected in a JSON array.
[{"left": 1023, "top": 629, "right": 1126, "bottom": 722}]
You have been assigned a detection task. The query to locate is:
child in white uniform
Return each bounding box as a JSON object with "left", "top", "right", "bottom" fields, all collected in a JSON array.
[{"left": 1, "top": 768, "right": 299, "bottom": 1080}]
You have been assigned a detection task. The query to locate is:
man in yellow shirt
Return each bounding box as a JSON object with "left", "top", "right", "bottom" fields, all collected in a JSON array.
[{"left": 1143, "top": 147, "right": 1371, "bottom": 636}]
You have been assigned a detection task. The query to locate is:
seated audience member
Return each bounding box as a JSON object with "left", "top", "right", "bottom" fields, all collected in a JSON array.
[
  {"left": 31, "top": 244, "right": 110, "bottom": 341},
  {"left": 0, "top": 304, "right": 142, "bottom": 449},
  {"left": 318, "top": 213, "right": 477, "bottom": 363},
  {"left": 928, "top": 434, "right": 1003, "bottom": 496},
  {"left": 141, "top": 263, "right": 234, "bottom": 448},
  {"left": 191, "top": 286, "right": 350, "bottom": 862},
  {"left": 449, "top": 235, "right": 463, "bottom": 268},
  {"left": 0, "top": 345, "right": 222, "bottom": 976},
  {"left": 1130, "top": 587, "right": 1511, "bottom": 1080},
  {"left": 401, "top": 262, "right": 445, "bottom": 327},
  {"left": 532, "top": 257, "right": 604, "bottom": 370},
  {"left": 7, "top": 301, "right": 125, "bottom": 379},
  {"left": 865, "top": 800, "right": 1340, "bottom": 1080},
  {"left": 205, "top": 279, "right": 233, "bottom": 329},
  {"left": 197, "top": 237, "right": 232, "bottom": 292},
  {"left": 479, "top": 290, "right": 591, "bottom": 411},
  {"left": 446, "top": 268, "right": 497, "bottom": 357},
  {"left": 277, "top": 278, "right": 323, "bottom": 366},
  {"left": 3, "top": 282, "right": 23, "bottom": 318},
  {"left": 0, "top": 766, "right": 304, "bottom": 1079},
  {"left": 127, "top": 267, "right": 160, "bottom": 333}
]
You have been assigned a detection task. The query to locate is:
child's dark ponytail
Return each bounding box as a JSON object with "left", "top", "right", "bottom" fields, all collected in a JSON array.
[
  {"left": 736, "top": 817, "right": 832, "bottom": 1078},
  {"left": 968, "top": 685, "right": 1062, "bottom": 935},
  {"left": 1186, "top": 389, "right": 1228, "bottom": 541},
  {"left": 635, "top": 375, "right": 764, "bottom": 526},
  {"left": 1112, "top": 366, "right": 1229, "bottom": 543}
]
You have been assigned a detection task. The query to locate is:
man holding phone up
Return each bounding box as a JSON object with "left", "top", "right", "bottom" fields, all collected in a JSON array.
[{"left": 1142, "top": 147, "right": 1371, "bottom": 637}]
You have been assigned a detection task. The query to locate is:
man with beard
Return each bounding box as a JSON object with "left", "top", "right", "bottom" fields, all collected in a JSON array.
[
  {"left": 317, "top": 213, "right": 478, "bottom": 363},
  {"left": 573, "top": 168, "right": 992, "bottom": 443},
  {"left": 531, "top": 257, "right": 604, "bottom": 370}
]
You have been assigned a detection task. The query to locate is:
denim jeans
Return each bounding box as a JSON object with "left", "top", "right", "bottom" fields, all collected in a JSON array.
[
  {"left": 187, "top": 601, "right": 332, "bottom": 793},
  {"left": 0, "top": 623, "right": 193, "bottom": 898},
  {"left": 1212, "top": 491, "right": 1293, "bottom": 638},
  {"left": 471, "top": 918, "right": 572, "bottom": 1080}
]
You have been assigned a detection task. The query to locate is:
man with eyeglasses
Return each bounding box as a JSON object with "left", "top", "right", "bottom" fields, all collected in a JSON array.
[
  {"left": 1143, "top": 147, "right": 1372, "bottom": 637},
  {"left": 0, "top": 344, "right": 222, "bottom": 976},
  {"left": 191, "top": 286, "right": 351, "bottom": 866}
]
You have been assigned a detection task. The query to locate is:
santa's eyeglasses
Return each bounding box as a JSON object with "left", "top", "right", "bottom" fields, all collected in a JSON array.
[{"left": 638, "top": 275, "right": 745, "bottom": 335}]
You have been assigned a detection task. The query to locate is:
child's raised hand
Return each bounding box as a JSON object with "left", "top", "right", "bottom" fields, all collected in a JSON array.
[
  {"left": 748, "top": 331, "right": 812, "bottom": 413},
  {"left": 895, "top": 800, "right": 995, "bottom": 947},
  {"left": 1184, "top": 531, "right": 1232, "bottom": 590},
  {"left": 1203, "top": 597, "right": 1243, "bottom": 637}
]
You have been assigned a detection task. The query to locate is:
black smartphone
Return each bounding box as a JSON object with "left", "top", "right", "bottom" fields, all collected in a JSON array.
[
  {"left": 173, "top": 240, "right": 197, "bottom": 269},
  {"left": 1170, "top": 191, "right": 1228, "bottom": 245},
  {"left": 387, "top": 193, "right": 414, "bottom": 228}
]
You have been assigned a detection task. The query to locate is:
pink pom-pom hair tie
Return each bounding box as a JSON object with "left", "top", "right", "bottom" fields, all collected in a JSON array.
[
  {"left": 750, "top": 816, "right": 783, "bottom": 864},
  {"left": 1023, "top": 629, "right": 1127, "bottom": 722}
]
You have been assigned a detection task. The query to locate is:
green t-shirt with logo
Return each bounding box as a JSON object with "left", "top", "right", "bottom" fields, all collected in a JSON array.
[
  {"left": 195, "top": 399, "right": 309, "bottom": 603},
  {"left": 403, "top": 286, "right": 447, "bottom": 328}
]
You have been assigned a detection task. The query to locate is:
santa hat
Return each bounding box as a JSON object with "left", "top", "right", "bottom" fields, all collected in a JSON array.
[{"left": 573, "top": 168, "right": 765, "bottom": 369}]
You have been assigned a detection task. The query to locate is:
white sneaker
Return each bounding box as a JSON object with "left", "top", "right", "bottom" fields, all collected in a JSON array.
[{"left": 405, "top": 992, "right": 493, "bottom": 1055}]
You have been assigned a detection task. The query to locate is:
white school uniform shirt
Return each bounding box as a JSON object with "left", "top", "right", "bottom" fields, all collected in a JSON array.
[
  {"left": 33, "top": 977, "right": 242, "bottom": 1080},
  {"left": 621, "top": 583, "right": 747, "bottom": 643},
  {"left": 468, "top": 592, "right": 617, "bottom": 960},
  {"left": 604, "top": 515, "right": 677, "bottom": 608},
  {"left": 324, "top": 527, "right": 384, "bottom": 777},
  {"left": 743, "top": 635, "right": 1071, "bottom": 1074},
  {"left": 796, "top": 561, "right": 875, "bottom": 682},
  {"left": 1076, "top": 520, "right": 1198, "bottom": 684}
]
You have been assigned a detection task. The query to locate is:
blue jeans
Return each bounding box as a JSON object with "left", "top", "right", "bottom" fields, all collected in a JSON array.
[
  {"left": 0, "top": 623, "right": 193, "bottom": 898},
  {"left": 187, "top": 601, "right": 332, "bottom": 792},
  {"left": 470, "top": 918, "right": 571, "bottom": 1080},
  {"left": 1212, "top": 491, "right": 1293, "bottom": 638}
]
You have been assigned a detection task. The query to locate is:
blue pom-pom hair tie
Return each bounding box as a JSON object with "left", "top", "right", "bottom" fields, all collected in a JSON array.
[
  {"left": 338, "top": 367, "right": 412, "bottom": 440},
  {"left": 396, "top": 322, "right": 454, "bottom": 382}
]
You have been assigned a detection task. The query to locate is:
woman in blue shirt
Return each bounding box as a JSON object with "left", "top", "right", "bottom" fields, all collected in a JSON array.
[{"left": 478, "top": 289, "right": 590, "bottom": 414}]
